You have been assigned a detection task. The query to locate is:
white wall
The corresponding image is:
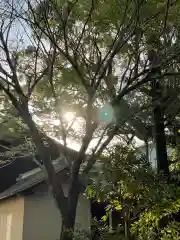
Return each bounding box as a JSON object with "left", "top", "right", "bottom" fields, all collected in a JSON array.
[
  {"left": 23, "top": 182, "right": 91, "bottom": 240},
  {"left": 0, "top": 196, "right": 24, "bottom": 240}
]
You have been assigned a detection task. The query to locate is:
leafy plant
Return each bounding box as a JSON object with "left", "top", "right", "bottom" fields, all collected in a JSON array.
[
  {"left": 160, "top": 221, "right": 180, "bottom": 240},
  {"left": 89, "top": 145, "right": 180, "bottom": 240}
]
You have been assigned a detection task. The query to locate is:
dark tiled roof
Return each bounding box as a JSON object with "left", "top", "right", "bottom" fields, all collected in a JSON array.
[
  {"left": 0, "top": 132, "right": 93, "bottom": 200},
  {"left": 0, "top": 155, "right": 38, "bottom": 192},
  {"left": 0, "top": 133, "right": 77, "bottom": 198},
  {"left": 0, "top": 158, "right": 69, "bottom": 200}
]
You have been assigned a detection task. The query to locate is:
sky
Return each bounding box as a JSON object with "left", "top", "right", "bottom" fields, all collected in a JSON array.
[{"left": 0, "top": 0, "right": 145, "bottom": 153}]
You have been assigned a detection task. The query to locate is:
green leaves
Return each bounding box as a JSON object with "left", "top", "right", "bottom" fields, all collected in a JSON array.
[
  {"left": 111, "top": 200, "right": 122, "bottom": 211},
  {"left": 60, "top": 68, "right": 82, "bottom": 85},
  {"left": 101, "top": 215, "right": 108, "bottom": 222},
  {"left": 87, "top": 186, "right": 95, "bottom": 198},
  {"left": 161, "top": 221, "right": 180, "bottom": 240},
  {"left": 89, "top": 143, "right": 180, "bottom": 239},
  {"left": 48, "top": 19, "right": 57, "bottom": 28},
  {"left": 131, "top": 188, "right": 180, "bottom": 240}
]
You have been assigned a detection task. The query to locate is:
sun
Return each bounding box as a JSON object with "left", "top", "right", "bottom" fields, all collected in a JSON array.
[
  {"left": 63, "top": 112, "right": 75, "bottom": 122},
  {"left": 52, "top": 112, "right": 75, "bottom": 126},
  {"left": 53, "top": 119, "right": 60, "bottom": 126}
]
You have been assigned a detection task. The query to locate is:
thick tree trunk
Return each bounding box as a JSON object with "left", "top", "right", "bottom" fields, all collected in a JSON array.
[
  {"left": 60, "top": 187, "right": 80, "bottom": 240},
  {"left": 60, "top": 214, "right": 76, "bottom": 240},
  {"left": 19, "top": 105, "right": 68, "bottom": 216},
  {"left": 147, "top": 43, "right": 169, "bottom": 176},
  {"left": 151, "top": 79, "right": 169, "bottom": 176},
  {"left": 60, "top": 218, "right": 74, "bottom": 240}
]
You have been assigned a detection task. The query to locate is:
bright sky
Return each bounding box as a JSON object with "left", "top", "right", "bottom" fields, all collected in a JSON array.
[
  {"left": 32, "top": 106, "right": 144, "bottom": 154},
  {"left": 0, "top": 2, "right": 145, "bottom": 153}
]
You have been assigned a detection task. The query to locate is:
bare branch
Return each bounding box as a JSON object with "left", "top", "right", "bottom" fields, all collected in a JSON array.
[
  {"left": 0, "top": 74, "right": 14, "bottom": 88},
  {"left": 28, "top": 36, "right": 42, "bottom": 93},
  {"left": 82, "top": 126, "right": 118, "bottom": 175},
  {"left": 0, "top": 80, "right": 19, "bottom": 108},
  {"left": 28, "top": 67, "right": 48, "bottom": 96},
  {"left": 0, "top": 30, "right": 24, "bottom": 96},
  {"left": 74, "top": 0, "right": 95, "bottom": 58},
  {"left": 90, "top": 124, "right": 109, "bottom": 155},
  {"left": 113, "top": 71, "right": 180, "bottom": 106},
  {"left": 24, "top": 1, "right": 90, "bottom": 93}
]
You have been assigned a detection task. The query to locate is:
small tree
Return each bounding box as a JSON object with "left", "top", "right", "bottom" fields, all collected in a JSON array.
[{"left": 88, "top": 144, "right": 180, "bottom": 240}]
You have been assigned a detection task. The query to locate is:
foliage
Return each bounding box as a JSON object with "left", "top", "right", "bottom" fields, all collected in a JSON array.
[
  {"left": 0, "top": 101, "right": 36, "bottom": 165},
  {"left": 60, "top": 227, "right": 91, "bottom": 240},
  {"left": 88, "top": 145, "right": 180, "bottom": 239},
  {"left": 88, "top": 145, "right": 157, "bottom": 209},
  {"left": 131, "top": 196, "right": 180, "bottom": 239},
  {"left": 91, "top": 217, "right": 125, "bottom": 240},
  {"left": 160, "top": 221, "right": 180, "bottom": 240},
  {"left": 169, "top": 149, "right": 180, "bottom": 174}
]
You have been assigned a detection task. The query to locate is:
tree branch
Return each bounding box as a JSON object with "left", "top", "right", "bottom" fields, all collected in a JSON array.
[
  {"left": 0, "top": 80, "right": 19, "bottom": 109},
  {"left": 82, "top": 126, "right": 118, "bottom": 175},
  {"left": 113, "top": 71, "right": 180, "bottom": 106},
  {"left": 0, "top": 32, "right": 24, "bottom": 96}
]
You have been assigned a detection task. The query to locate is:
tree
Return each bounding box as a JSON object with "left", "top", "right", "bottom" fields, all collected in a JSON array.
[
  {"left": 88, "top": 144, "right": 180, "bottom": 240},
  {"left": 1, "top": 0, "right": 180, "bottom": 239}
]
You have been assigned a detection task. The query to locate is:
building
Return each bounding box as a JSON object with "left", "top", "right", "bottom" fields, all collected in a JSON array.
[
  {"left": 0, "top": 135, "right": 91, "bottom": 240},
  {"left": 137, "top": 142, "right": 174, "bottom": 168},
  {"left": 0, "top": 157, "right": 91, "bottom": 240}
]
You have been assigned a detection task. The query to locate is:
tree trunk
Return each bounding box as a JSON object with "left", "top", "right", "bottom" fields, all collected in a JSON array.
[
  {"left": 60, "top": 218, "right": 73, "bottom": 240},
  {"left": 147, "top": 43, "right": 169, "bottom": 176},
  {"left": 60, "top": 214, "right": 76, "bottom": 240},
  {"left": 60, "top": 187, "right": 80, "bottom": 240},
  {"left": 122, "top": 203, "right": 131, "bottom": 240},
  {"left": 175, "top": 128, "right": 180, "bottom": 161},
  {"left": 19, "top": 105, "right": 84, "bottom": 240},
  {"left": 19, "top": 105, "right": 68, "bottom": 216},
  {"left": 145, "top": 139, "right": 149, "bottom": 162},
  {"left": 151, "top": 78, "right": 169, "bottom": 176},
  {"left": 124, "top": 220, "right": 131, "bottom": 240}
]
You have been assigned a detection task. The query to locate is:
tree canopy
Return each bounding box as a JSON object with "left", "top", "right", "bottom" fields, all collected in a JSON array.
[{"left": 1, "top": 0, "right": 180, "bottom": 239}]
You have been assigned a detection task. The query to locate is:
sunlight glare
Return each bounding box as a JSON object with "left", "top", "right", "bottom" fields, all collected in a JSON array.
[
  {"left": 63, "top": 112, "right": 75, "bottom": 122},
  {"left": 53, "top": 119, "right": 60, "bottom": 126},
  {"left": 52, "top": 112, "right": 75, "bottom": 126}
]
